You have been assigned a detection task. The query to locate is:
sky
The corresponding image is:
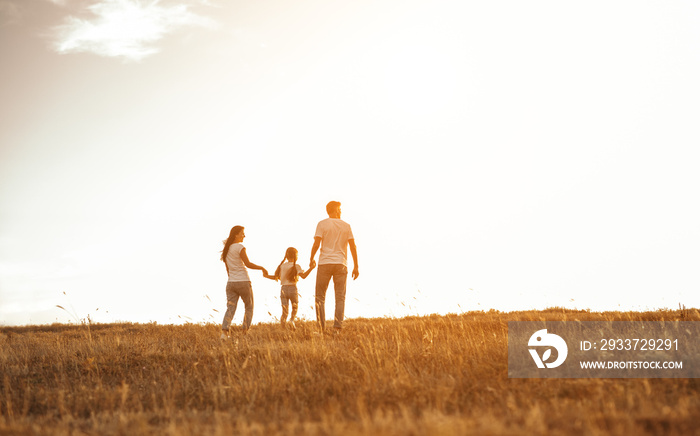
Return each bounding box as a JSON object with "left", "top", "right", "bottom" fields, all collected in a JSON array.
[{"left": 1, "top": 0, "right": 699, "bottom": 326}]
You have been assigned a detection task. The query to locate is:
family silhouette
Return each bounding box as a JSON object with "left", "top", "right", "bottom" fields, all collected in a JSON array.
[{"left": 219, "top": 201, "right": 359, "bottom": 339}]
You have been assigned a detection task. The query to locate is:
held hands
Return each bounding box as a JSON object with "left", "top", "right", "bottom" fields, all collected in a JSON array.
[
  {"left": 261, "top": 268, "right": 278, "bottom": 281},
  {"left": 309, "top": 259, "right": 316, "bottom": 269}
]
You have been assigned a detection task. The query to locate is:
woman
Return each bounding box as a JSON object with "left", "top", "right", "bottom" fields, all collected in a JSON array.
[{"left": 220, "top": 225, "right": 268, "bottom": 338}]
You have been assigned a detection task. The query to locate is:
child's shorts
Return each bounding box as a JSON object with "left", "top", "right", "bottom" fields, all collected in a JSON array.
[{"left": 280, "top": 285, "right": 299, "bottom": 306}]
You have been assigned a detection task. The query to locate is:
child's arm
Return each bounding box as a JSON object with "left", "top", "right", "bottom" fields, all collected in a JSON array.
[
  {"left": 262, "top": 271, "right": 278, "bottom": 281},
  {"left": 263, "top": 265, "right": 282, "bottom": 281},
  {"left": 299, "top": 262, "right": 315, "bottom": 279}
]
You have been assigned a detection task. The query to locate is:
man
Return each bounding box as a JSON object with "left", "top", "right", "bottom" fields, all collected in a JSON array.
[{"left": 309, "top": 201, "right": 359, "bottom": 331}]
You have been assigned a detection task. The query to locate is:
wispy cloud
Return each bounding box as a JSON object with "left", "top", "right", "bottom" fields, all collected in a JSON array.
[{"left": 52, "top": 0, "right": 217, "bottom": 61}]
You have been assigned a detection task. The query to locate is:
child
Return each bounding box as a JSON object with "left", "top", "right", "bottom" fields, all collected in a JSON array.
[{"left": 264, "top": 247, "right": 315, "bottom": 325}]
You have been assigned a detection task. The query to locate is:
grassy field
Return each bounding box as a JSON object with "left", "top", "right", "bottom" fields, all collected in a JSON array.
[{"left": 1, "top": 309, "right": 698, "bottom": 435}]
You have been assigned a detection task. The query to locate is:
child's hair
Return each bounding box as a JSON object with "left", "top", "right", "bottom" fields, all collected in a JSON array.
[{"left": 275, "top": 247, "right": 299, "bottom": 283}]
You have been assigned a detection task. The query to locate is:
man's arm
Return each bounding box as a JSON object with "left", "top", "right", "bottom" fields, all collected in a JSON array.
[
  {"left": 309, "top": 236, "right": 321, "bottom": 268},
  {"left": 349, "top": 239, "right": 359, "bottom": 280}
]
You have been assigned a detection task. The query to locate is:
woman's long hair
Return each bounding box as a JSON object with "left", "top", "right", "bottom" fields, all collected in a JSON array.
[
  {"left": 221, "top": 226, "right": 244, "bottom": 263},
  {"left": 274, "top": 247, "right": 299, "bottom": 283}
]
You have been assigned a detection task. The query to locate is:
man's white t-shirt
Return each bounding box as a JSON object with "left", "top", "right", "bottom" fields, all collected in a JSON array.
[
  {"left": 314, "top": 218, "right": 354, "bottom": 266},
  {"left": 279, "top": 262, "right": 304, "bottom": 286},
  {"left": 225, "top": 243, "right": 251, "bottom": 282}
]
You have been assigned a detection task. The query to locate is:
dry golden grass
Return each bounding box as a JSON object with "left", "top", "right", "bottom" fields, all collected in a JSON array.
[{"left": 1, "top": 309, "right": 699, "bottom": 435}]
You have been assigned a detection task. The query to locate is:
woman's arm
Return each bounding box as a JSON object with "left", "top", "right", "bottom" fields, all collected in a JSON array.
[{"left": 240, "top": 248, "right": 268, "bottom": 276}]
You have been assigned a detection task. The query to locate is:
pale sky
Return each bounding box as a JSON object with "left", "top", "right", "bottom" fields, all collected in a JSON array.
[{"left": 1, "top": 0, "right": 699, "bottom": 326}]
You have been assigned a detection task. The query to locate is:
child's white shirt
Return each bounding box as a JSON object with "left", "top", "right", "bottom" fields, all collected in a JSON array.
[{"left": 280, "top": 262, "right": 303, "bottom": 286}]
